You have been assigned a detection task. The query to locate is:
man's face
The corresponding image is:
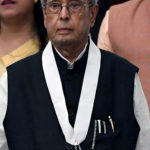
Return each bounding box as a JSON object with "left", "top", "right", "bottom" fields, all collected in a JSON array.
[{"left": 43, "top": 0, "right": 98, "bottom": 48}]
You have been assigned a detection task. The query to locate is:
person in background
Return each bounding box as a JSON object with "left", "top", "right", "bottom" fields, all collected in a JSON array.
[
  {"left": 0, "top": 0, "right": 46, "bottom": 149},
  {"left": 97, "top": 0, "right": 150, "bottom": 110},
  {"left": 0, "top": 0, "right": 150, "bottom": 149},
  {"left": 91, "top": 0, "right": 129, "bottom": 44},
  {"left": 0, "top": 0, "right": 47, "bottom": 78}
]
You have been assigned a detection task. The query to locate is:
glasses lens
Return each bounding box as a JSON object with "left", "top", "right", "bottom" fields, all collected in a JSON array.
[
  {"left": 68, "top": 1, "right": 83, "bottom": 13},
  {"left": 46, "top": 1, "right": 88, "bottom": 14},
  {"left": 47, "top": 2, "right": 61, "bottom": 14}
]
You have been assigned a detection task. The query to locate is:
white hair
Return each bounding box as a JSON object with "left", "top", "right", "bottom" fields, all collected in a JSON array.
[{"left": 40, "top": 0, "right": 45, "bottom": 7}]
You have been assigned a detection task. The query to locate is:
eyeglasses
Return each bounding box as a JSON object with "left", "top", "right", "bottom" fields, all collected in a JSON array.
[{"left": 44, "top": 0, "right": 92, "bottom": 14}]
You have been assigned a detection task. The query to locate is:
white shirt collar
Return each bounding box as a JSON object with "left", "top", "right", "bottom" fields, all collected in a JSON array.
[{"left": 54, "top": 42, "right": 88, "bottom": 70}]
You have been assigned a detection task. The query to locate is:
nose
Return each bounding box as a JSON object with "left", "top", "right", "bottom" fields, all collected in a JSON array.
[{"left": 59, "top": 5, "right": 70, "bottom": 20}]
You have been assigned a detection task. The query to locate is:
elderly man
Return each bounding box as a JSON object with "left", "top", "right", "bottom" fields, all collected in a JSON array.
[{"left": 0, "top": 0, "right": 150, "bottom": 150}]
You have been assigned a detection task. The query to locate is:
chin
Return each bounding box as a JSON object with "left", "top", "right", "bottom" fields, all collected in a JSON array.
[
  {"left": 53, "top": 36, "right": 76, "bottom": 46},
  {"left": 54, "top": 40, "right": 72, "bottom": 47},
  {"left": 1, "top": 12, "right": 18, "bottom": 19}
]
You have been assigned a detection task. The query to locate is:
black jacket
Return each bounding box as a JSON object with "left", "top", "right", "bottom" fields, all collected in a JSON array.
[{"left": 4, "top": 48, "right": 139, "bottom": 150}]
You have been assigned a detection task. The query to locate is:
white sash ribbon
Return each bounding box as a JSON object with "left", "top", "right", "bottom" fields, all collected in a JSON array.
[{"left": 42, "top": 38, "right": 101, "bottom": 145}]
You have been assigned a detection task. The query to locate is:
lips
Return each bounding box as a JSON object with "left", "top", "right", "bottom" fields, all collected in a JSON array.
[
  {"left": 1, "top": 0, "right": 16, "bottom": 5},
  {"left": 57, "top": 28, "right": 73, "bottom": 34}
]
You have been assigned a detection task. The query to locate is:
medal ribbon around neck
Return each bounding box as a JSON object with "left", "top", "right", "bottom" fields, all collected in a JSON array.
[{"left": 42, "top": 38, "right": 101, "bottom": 145}]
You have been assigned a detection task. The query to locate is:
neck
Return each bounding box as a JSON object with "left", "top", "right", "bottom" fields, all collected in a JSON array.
[
  {"left": 0, "top": 14, "right": 36, "bottom": 57},
  {"left": 54, "top": 39, "right": 88, "bottom": 63}
]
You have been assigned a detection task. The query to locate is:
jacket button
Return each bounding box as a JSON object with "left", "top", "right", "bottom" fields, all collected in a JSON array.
[{"left": 65, "top": 143, "right": 74, "bottom": 150}]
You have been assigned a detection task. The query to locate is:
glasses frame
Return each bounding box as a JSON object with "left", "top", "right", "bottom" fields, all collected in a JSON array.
[{"left": 44, "top": 0, "right": 93, "bottom": 15}]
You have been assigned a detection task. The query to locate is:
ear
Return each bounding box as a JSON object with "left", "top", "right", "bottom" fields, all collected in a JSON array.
[
  {"left": 42, "top": 8, "right": 47, "bottom": 29},
  {"left": 89, "top": 4, "right": 99, "bottom": 28}
]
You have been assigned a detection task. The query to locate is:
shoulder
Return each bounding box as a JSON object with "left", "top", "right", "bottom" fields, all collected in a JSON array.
[
  {"left": 8, "top": 51, "right": 42, "bottom": 68},
  {"left": 100, "top": 49, "right": 139, "bottom": 73},
  {"left": 110, "top": 0, "right": 137, "bottom": 12},
  {"left": 7, "top": 51, "right": 43, "bottom": 76},
  {"left": 109, "top": 0, "right": 140, "bottom": 20}
]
